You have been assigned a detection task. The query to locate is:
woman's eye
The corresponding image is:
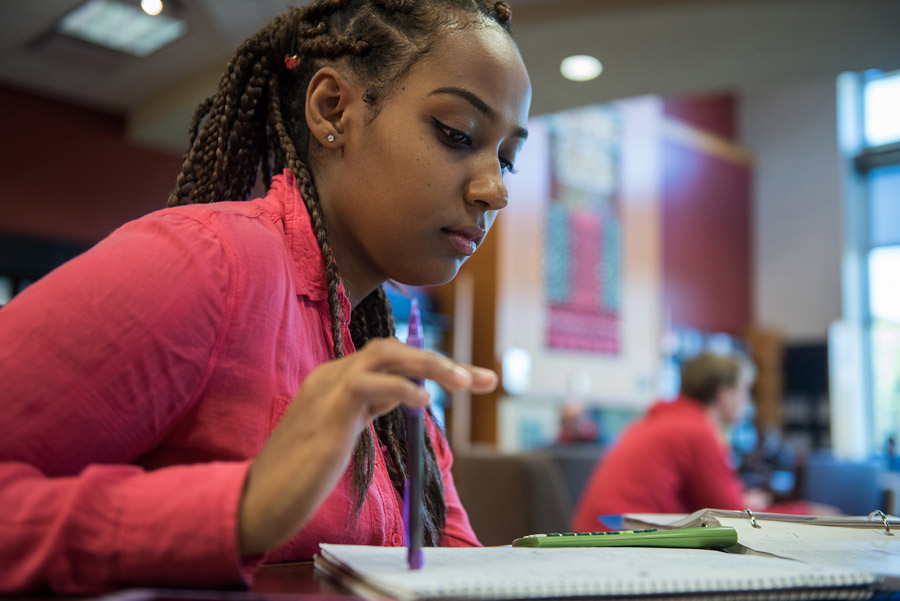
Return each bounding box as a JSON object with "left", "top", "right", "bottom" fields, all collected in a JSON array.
[
  {"left": 432, "top": 117, "right": 517, "bottom": 175},
  {"left": 433, "top": 118, "right": 472, "bottom": 147}
]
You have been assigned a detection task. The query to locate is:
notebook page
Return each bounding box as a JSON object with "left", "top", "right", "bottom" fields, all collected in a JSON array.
[
  {"left": 711, "top": 516, "right": 900, "bottom": 590},
  {"left": 317, "top": 544, "right": 876, "bottom": 600}
]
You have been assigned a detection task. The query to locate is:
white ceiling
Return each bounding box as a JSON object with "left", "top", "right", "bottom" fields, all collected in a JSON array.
[{"left": 2, "top": 0, "right": 898, "bottom": 153}]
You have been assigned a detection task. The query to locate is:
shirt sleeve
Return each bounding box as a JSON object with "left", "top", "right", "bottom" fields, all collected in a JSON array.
[
  {"left": 0, "top": 212, "right": 254, "bottom": 593},
  {"left": 428, "top": 419, "right": 481, "bottom": 547}
]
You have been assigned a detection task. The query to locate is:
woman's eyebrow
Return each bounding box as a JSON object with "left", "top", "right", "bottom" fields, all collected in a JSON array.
[{"left": 429, "top": 86, "right": 528, "bottom": 140}]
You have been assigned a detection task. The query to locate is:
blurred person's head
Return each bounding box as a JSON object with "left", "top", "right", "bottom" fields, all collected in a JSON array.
[
  {"left": 558, "top": 401, "right": 599, "bottom": 443},
  {"left": 679, "top": 352, "right": 755, "bottom": 425}
]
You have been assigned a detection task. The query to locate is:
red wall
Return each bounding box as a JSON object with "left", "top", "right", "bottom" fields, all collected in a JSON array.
[
  {"left": 661, "top": 95, "right": 753, "bottom": 335},
  {"left": 0, "top": 85, "right": 753, "bottom": 336},
  {"left": 663, "top": 92, "right": 737, "bottom": 141},
  {"left": 0, "top": 85, "right": 183, "bottom": 245}
]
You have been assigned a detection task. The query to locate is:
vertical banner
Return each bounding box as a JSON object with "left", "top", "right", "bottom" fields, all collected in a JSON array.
[{"left": 544, "top": 105, "right": 622, "bottom": 354}]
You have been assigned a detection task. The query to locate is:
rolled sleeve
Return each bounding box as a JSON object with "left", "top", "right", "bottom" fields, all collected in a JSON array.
[{"left": 0, "top": 210, "right": 252, "bottom": 593}]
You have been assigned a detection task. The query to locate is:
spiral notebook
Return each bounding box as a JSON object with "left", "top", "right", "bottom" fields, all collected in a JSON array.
[{"left": 314, "top": 544, "right": 877, "bottom": 601}]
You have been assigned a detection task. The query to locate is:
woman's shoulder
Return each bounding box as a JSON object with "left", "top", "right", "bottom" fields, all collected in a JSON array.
[
  {"left": 149, "top": 197, "right": 280, "bottom": 237},
  {"left": 114, "top": 197, "right": 290, "bottom": 265}
]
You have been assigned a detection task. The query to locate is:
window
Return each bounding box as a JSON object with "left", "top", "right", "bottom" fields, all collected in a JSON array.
[
  {"left": 869, "top": 246, "right": 900, "bottom": 450},
  {"left": 864, "top": 74, "right": 900, "bottom": 147},
  {"left": 840, "top": 68, "right": 900, "bottom": 456}
]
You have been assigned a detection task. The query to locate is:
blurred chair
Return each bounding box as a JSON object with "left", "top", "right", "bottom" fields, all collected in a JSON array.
[
  {"left": 532, "top": 443, "right": 605, "bottom": 518},
  {"left": 451, "top": 447, "right": 570, "bottom": 546},
  {"left": 801, "top": 450, "right": 885, "bottom": 515}
]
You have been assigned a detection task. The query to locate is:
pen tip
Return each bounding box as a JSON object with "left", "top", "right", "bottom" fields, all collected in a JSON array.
[{"left": 409, "top": 550, "right": 424, "bottom": 570}]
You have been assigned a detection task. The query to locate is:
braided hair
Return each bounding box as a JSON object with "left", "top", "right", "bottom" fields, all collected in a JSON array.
[{"left": 168, "top": 0, "right": 514, "bottom": 547}]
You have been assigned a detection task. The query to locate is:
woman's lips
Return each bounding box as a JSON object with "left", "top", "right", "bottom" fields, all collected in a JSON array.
[{"left": 443, "top": 226, "right": 485, "bottom": 257}]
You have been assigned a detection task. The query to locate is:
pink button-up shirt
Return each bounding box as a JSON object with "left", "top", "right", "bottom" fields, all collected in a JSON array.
[{"left": 0, "top": 171, "right": 479, "bottom": 593}]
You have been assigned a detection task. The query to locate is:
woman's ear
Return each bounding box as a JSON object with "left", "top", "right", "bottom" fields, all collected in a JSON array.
[{"left": 306, "top": 67, "right": 356, "bottom": 148}]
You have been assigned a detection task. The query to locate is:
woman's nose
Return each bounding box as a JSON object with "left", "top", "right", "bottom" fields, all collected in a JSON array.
[{"left": 465, "top": 161, "right": 509, "bottom": 211}]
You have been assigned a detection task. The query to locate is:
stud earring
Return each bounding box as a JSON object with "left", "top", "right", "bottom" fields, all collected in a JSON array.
[{"left": 327, "top": 134, "right": 335, "bottom": 143}]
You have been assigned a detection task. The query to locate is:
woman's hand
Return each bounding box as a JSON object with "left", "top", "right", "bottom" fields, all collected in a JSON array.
[{"left": 236, "top": 337, "right": 497, "bottom": 556}]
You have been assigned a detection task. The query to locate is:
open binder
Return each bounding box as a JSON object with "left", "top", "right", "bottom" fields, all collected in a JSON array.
[
  {"left": 626, "top": 508, "right": 898, "bottom": 532},
  {"left": 625, "top": 508, "right": 899, "bottom": 591},
  {"left": 314, "top": 543, "right": 878, "bottom": 601}
]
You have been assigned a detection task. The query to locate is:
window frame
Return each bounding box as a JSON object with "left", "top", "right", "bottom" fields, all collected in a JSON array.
[{"left": 839, "top": 68, "right": 900, "bottom": 456}]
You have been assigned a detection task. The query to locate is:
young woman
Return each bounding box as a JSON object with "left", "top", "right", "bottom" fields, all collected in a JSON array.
[{"left": 0, "top": 0, "right": 531, "bottom": 592}]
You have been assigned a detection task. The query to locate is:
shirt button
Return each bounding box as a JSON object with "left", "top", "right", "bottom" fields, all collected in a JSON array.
[{"left": 391, "top": 533, "right": 403, "bottom": 546}]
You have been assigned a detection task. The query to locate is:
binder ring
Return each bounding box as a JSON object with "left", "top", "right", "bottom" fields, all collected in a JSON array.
[
  {"left": 868, "top": 510, "right": 893, "bottom": 536},
  {"left": 744, "top": 508, "right": 761, "bottom": 529}
]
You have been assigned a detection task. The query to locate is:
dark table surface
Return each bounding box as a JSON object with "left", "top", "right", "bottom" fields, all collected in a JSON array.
[{"left": 6, "top": 562, "right": 358, "bottom": 601}]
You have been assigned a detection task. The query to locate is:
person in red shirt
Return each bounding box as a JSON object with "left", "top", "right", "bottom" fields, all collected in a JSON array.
[
  {"left": 0, "top": 0, "right": 531, "bottom": 593},
  {"left": 572, "top": 352, "right": 771, "bottom": 531}
]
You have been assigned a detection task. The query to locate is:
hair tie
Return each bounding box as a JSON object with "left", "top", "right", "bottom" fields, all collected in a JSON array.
[{"left": 284, "top": 55, "right": 299, "bottom": 70}]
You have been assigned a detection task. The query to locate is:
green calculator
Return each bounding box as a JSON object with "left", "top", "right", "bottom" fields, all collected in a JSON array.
[{"left": 511, "top": 526, "right": 738, "bottom": 549}]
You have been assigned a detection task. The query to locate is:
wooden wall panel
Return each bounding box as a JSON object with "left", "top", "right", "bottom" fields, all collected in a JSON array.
[
  {"left": 0, "top": 85, "right": 182, "bottom": 244},
  {"left": 661, "top": 111, "right": 754, "bottom": 335}
]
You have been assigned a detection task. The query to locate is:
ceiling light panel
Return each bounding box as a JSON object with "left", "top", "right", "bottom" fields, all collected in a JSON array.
[{"left": 57, "top": 0, "right": 186, "bottom": 57}]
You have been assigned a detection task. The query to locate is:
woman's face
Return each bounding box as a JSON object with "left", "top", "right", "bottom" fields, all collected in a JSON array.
[{"left": 320, "top": 21, "right": 531, "bottom": 302}]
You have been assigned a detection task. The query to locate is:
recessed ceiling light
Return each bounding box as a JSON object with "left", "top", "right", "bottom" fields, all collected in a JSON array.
[
  {"left": 560, "top": 55, "right": 603, "bottom": 82},
  {"left": 141, "top": 0, "right": 163, "bottom": 16},
  {"left": 57, "top": 0, "right": 186, "bottom": 57}
]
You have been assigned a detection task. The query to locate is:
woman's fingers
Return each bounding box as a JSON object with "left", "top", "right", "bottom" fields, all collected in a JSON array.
[
  {"left": 238, "top": 337, "right": 500, "bottom": 557},
  {"left": 356, "top": 338, "right": 498, "bottom": 394},
  {"left": 463, "top": 365, "right": 499, "bottom": 394},
  {"left": 346, "top": 371, "right": 431, "bottom": 417}
]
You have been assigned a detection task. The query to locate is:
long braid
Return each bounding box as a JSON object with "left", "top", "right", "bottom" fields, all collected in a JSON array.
[
  {"left": 168, "top": 0, "right": 516, "bottom": 548},
  {"left": 266, "top": 76, "right": 346, "bottom": 359},
  {"left": 271, "top": 65, "right": 384, "bottom": 505}
]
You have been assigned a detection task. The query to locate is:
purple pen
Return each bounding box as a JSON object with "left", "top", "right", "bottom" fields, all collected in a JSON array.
[{"left": 403, "top": 298, "right": 425, "bottom": 570}]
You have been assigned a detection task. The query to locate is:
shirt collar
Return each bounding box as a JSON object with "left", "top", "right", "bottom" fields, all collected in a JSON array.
[
  {"left": 268, "top": 169, "right": 352, "bottom": 329},
  {"left": 648, "top": 395, "right": 707, "bottom": 418}
]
